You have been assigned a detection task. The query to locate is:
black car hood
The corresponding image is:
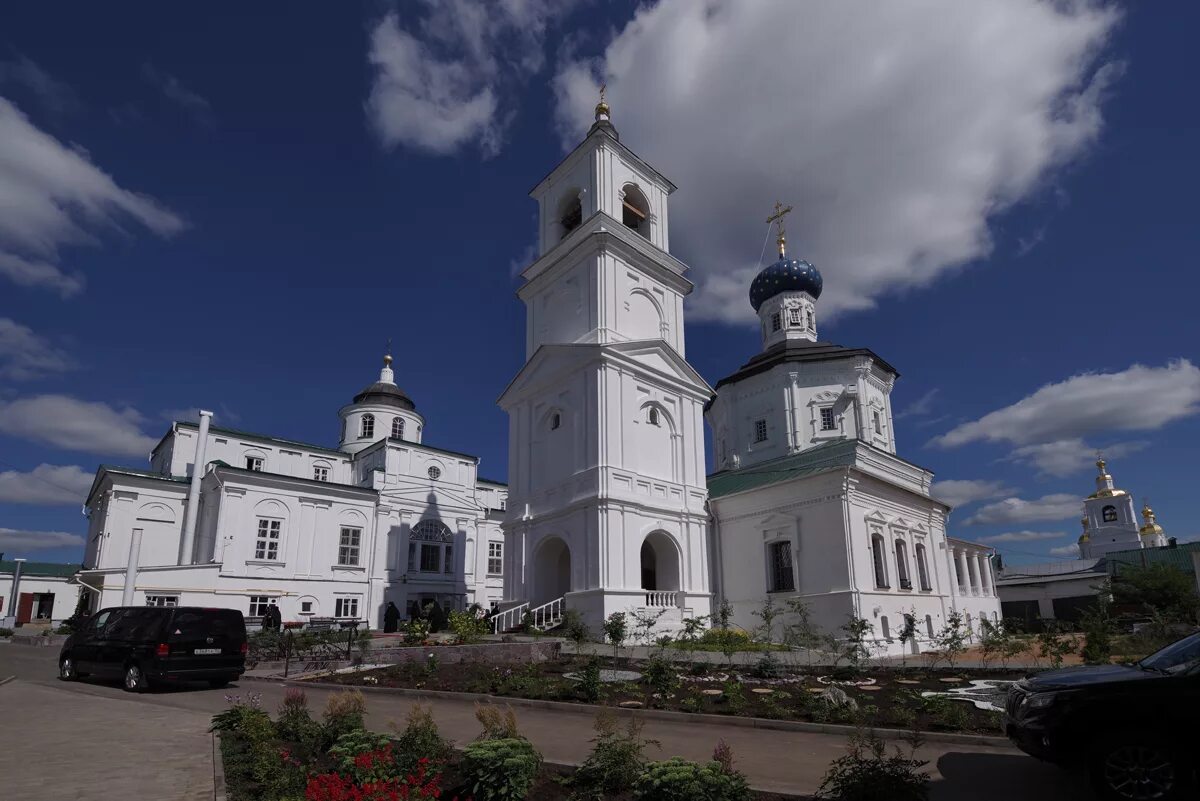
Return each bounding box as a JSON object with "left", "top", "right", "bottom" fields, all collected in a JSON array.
[{"left": 1025, "top": 663, "right": 1159, "bottom": 689}]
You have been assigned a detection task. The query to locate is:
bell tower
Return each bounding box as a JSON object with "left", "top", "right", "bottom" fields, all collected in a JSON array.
[{"left": 498, "top": 93, "right": 713, "bottom": 631}]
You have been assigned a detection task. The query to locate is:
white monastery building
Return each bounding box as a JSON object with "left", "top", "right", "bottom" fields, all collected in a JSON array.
[
  {"left": 1077, "top": 458, "right": 1168, "bottom": 558},
  {"left": 76, "top": 97, "right": 1000, "bottom": 651}
]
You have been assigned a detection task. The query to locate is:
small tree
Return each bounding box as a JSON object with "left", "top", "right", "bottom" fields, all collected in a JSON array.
[
  {"left": 563, "top": 609, "right": 592, "bottom": 655},
  {"left": 1080, "top": 587, "right": 1114, "bottom": 665},
  {"left": 603, "top": 612, "right": 628, "bottom": 665},
  {"left": 751, "top": 596, "right": 783, "bottom": 644},
  {"left": 929, "top": 612, "right": 967, "bottom": 671},
  {"left": 1036, "top": 620, "right": 1075, "bottom": 669},
  {"left": 977, "top": 618, "right": 1008, "bottom": 669},
  {"left": 1111, "top": 564, "right": 1199, "bottom": 623},
  {"left": 838, "top": 615, "right": 874, "bottom": 674},
  {"left": 782, "top": 597, "right": 825, "bottom": 666},
  {"left": 713, "top": 599, "right": 734, "bottom": 630},
  {"left": 630, "top": 607, "right": 667, "bottom": 647},
  {"left": 678, "top": 614, "right": 708, "bottom": 646},
  {"left": 896, "top": 612, "right": 918, "bottom": 668}
]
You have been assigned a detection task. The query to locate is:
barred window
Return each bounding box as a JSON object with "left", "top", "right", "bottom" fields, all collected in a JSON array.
[
  {"left": 771, "top": 312, "right": 782, "bottom": 332},
  {"left": 313, "top": 465, "right": 329, "bottom": 482},
  {"left": 820, "top": 407, "right": 836, "bottom": 431},
  {"left": 754, "top": 419, "right": 768, "bottom": 443},
  {"left": 788, "top": 307, "right": 802, "bottom": 327},
  {"left": 338, "top": 527, "right": 361, "bottom": 566},
  {"left": 768, "top": 541, "right": 794, "bottom": 592},
  {"left": 254, "top": 518, "right": 281, "bottom": 561}
]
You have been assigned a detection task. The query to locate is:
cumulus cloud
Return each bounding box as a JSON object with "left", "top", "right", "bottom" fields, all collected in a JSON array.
[
  {"left": 0, "top": 527, "right": 83, "bottom": 553},
  {"left": 1008, "top": 437, "right": 1148, "bottom": 477},
  {"left": 0, "top": 317, "right": 73, "bottom": 380},
  {"left": 1049, "top": 544, "right": 1082, "bottom": 558},
  {"left": 0, "top": 463, "right": 91, "bottom": 506},
  {"left": 552, "top": 0, "right": 1120, "bottom": 322},
  {"left": 0, "top": 97, "right": 185, "bottom": 296},
  {"left": 0, "top": 55, "right": 80, "bottom": 115},
  {"left": 980, "top": 530, "right": 1067, "bottom": 543},
  {"left": 0, "top": 394, "right": 159, "bottom": 457},
  {"left": 142, "top": 63, "right": 213, "bottom": 125},
  {"left": 932, "top": 479, "right": 1014, "bottom": 508},
  {"left": 366, "top": 1, "right": 577, "bottom": 156},
  {"left": 964, "top": 493, "right": 1081, "bottom": 526},
  {"left": 896, "top": 389, "right": 939, "bottom": 420}
]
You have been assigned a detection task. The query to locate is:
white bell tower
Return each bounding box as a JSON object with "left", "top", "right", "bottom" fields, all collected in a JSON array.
[{"left": 498, "top": 92, "right": 713, "bottom": 631}]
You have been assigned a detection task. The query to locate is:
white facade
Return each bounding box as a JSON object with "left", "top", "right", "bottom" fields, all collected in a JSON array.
[
  {"left": 1, "top": 562, "right": 81, "bottom": 626},
  {"left": 499, "top": 104, "right": 713, "bottom": 631},
  {"left": 80, "top": 359, "right": 507, "bottom": 627}
]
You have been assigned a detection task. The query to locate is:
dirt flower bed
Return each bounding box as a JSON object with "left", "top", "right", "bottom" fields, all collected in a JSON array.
[{"left": 314, "top": 656, "right": 1016, "bottom": 735}]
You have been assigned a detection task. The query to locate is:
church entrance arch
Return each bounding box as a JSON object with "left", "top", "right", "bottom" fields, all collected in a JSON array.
[
  {"left": 640, "top": 530, "right": 680, "bottom": 592},
  {"left": 533, "top": 536, "right": 571, "bottom": 605}
]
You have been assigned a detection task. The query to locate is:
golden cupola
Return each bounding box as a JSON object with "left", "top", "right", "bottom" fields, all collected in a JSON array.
[{"left": 1139, "top": 501, "right": 1166, "bottom": 544}]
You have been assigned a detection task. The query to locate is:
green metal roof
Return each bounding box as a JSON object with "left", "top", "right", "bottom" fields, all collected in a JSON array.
[
  {"left": 174, "top": 421, "right": 348, "bottom": 457},
  {"left": 706, "top": 439, "right": 859, "bottom": 500},
  {"left": 0, "top": 560, "right": 81, "bottom": 578},
  {"left": 1105, "top": 541, "right": 1200, "bottom": 577}
]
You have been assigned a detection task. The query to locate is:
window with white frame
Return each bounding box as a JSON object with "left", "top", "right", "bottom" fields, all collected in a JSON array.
[
  {"left": 248, "top": 596, "right": 274, "bottom": 617},
  {"left": 338, "top": 526, "right": 361, "bottom": 566},
  {"left": 873, "top": 411, "right": 882, "bottom": 434},
  {"left": 754, "top": 419, "right": 768, "bottom": 443},
  {"left": 788, "top": 307, "right": 802, "bottom": 327},
  {"left": 360, "top": 414, "right": 374, "bottom": 438},
  {"left": 488, "top": 541, "right": 503, "bottom": 575},
  {"left": 300, "top": 600, "right": 313, "bottom": 615},
  {"left": 410, "top": 519, "right": 453, "bottom": 574},
  {"left": 313, "top": 465, "right": 329, "bottom": 482},
  {"left": 819, "top": 407, "right": 836, "bottom": 431},
  {"left": 392, "top": 417, "right": 405, "bottom": 439},
  {"left": 914, "top": 543, "right": 931, "bottom": 591},
  {"left": 245, "top": 456, "right": 264, "bottom": 471},
  {"left": 870, "top": 533, "right": 889, "bottom": 588},
  {"left": 254, "top": 518, "right": 282, "bottom": 560},
  {"left": 145, "top": 595, "right": 178, "bottom": 607},
  {"left": 767, "top": 541, "right": 795, "bottom": 592},
  {"left": 894, "top": 539, "right": 911, "bottom": 589},
  {"left": 334, "top": 596, "right": 359, "bottom": 619}
]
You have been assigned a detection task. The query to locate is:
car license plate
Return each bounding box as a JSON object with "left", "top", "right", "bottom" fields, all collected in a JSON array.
[{"left": 193, "top": 648, "right": 221, "bottom": 655}]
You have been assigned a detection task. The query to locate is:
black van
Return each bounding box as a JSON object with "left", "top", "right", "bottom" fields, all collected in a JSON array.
[{"left": 59, "top": 606, "right": 247, "bottom": 692}]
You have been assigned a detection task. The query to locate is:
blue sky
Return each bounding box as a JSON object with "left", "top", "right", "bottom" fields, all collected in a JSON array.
[{"left": 0, "top": 1, "right": 1196, "bottom": 566}]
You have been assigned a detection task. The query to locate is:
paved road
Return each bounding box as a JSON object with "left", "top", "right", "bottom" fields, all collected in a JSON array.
[{"left": 0, "top": 643, "right": 1091, "bottom": 800}]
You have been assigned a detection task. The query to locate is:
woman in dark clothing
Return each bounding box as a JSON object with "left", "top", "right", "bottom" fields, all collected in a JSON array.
[{"left": 383, "top": 601, "right": 400, "bottom": 633}]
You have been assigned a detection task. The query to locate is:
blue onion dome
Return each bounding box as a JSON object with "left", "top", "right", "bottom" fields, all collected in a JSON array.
[{"left": 749, "top": 256, "right": 823, "bottom": 311}]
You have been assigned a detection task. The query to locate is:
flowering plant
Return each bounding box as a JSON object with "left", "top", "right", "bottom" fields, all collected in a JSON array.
[{"left": 305, "top": 757, "right": 457, "bottom": 801}]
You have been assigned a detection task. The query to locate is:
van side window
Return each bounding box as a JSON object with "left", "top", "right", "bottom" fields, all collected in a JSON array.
[
  {"left": 90, "top": 610, "right": 112, "bottom": 631},
  {"left": 107, "top": 608, "right": 163, "bottom": 640}
]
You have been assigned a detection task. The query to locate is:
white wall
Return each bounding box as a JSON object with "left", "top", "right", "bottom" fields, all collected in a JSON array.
[{"left": 0, "top": 575, "right": 79, "bottom": 624}]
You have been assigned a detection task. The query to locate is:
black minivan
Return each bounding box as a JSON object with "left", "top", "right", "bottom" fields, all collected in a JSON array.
[{"left": 59, "top": 606, "right": 247, "bottom": 692}]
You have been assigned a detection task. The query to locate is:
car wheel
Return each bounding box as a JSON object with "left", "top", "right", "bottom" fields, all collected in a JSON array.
[
  {"left": 1092, "top": 736, "right": 1186, "bottom": 801},
  {"left": 123, "top": 663, "right": 148, "bottom": 693},
  {"left": 59, "top": 656, "right": 76, "bottom": 681}
]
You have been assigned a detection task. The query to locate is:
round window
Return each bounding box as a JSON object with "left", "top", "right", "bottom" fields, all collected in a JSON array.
[{"left": 428, "top": 466, "right": 441, "bottom": 480}]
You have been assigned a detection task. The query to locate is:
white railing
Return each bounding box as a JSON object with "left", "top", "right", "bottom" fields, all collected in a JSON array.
[
  {"left": 491, "top": 602, "right": 529, "bottom": 634},
  {"left": 643, "top": 591, "right": 680, "bottom": 608}
]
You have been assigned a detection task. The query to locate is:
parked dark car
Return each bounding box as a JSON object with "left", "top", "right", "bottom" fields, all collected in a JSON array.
[
  {"left": 1005, "top": 631, "right": 1200, "bottom": 801},
  {"left": 58, "top": 606, "right": 247, "bottom": 692}
]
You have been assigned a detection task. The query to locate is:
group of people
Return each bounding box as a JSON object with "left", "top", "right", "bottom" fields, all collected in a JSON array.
[{"left": 256, "top": 598, "right": 484, "bottom": 634}]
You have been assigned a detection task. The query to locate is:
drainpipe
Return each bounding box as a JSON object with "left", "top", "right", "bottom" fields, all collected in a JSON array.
[
  {"left": 121, "top": 528, "right": 143, "bottom": 606},
  {"left": 3, "top": 558, "right": 26, "bottom": 627},
  {"left": 179, "top": 410, "right": 213, "bottom": 565}
]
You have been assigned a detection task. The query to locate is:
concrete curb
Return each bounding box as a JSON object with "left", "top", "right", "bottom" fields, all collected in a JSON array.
[
  {"left": 242, "top": 674, "right": 1010, "bottom": 748},
  {"left": 212, "top": 732, "right": 227, "bottom": 801},
  {"left": 0, "top": 675, "right": 15, "bottom": 686}
]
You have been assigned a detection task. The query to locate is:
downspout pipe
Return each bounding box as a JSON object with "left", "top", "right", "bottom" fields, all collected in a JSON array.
[
  {"left": 121, "top": 528, "right": 143, "bottom": 606},
  {"left": 3, "top": 558, "right": 25, "bottom": 627},
  {"left": 179, "top": 410, "right": 213, "bottom": 565}
]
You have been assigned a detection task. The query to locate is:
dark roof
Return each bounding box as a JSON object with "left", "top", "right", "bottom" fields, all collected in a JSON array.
[
  {"left": 712, "top": 339, "right": 899, "bottom": 395},
  {"left": 1106, "top": 541, "right": 1200, "bottom": 577},
  {"left": 477, "top": 476, "right": 508, "bottom": 487},
  {"left": 0, "top": 560, "right": 81, "bottom": 578},
  {"left": 353, "top": 381, "right": 416, "bottom": 411},
  {"left": 707, "top": 439, "right": 859, "bottom": 499},
  {"left": 175, "top": 421, "right": 347, "bottom": 458},
  {"left": 749, "top": 257, "right": 823, "bottom": 311}
]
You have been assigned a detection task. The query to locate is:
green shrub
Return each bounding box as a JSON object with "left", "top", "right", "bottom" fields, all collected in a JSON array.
[
  {"left": 752, "top": 652, "right": 782, "bottom": 679},
  {"left": 634, "top": 757, "right": 750, "bottom": 801},
  {"left": 403, "top": 617, "right": 431, "bottom": 644},
  {"left": 563, "top": 609, "right": 591, "bottom": 647},
  {"left": 475, "top": 703, "right": 521, "bottom": 740},
  {"left": 697, "top": 628, "right": 752, "bottom": 649},
  {"left": 461, "top": 737, "right": 541, "bottom": 801},
  {"left": 816, "top": 730, "right": 929, "bottom": 800},
  {"left": 329, "top": 730, "right": 397, "bottom": 782},
  {"left": 322, "top": 689, "right": 366, "bottom": 744},
  {"left": 643, "top": 656, "right": 679, "bottom": 703},
  {"left": 569, "top": 712, "right": 659, "bottom": 800},
  {"left": 448, "top": 610, "right": 488, "bottom": 644},
  {"left": 0, "top": 628, "right": 13, "bottom": 638},
  {"left": 390, "top": 704, "right": 453, "bottom": 777},
  {"left": 275, "top": 688, "right": 321, "bottom": 748},
  {"left": 578, "top": 657, "right": 602, "bottom": 703},
  {"left": 722, "top": 680, "right": 746, "bottom": 713}
]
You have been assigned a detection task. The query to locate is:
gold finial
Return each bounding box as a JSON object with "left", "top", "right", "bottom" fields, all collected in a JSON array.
[
  {"left": 1142, "top": 497, "right": 1153, "bottom": 520},
  {"left": 1095, "top": 452, "right": 1106, "bottom": 473},
  {"left": 384, "top": 338, "right": 393, "bottom": 367},
  {"left": 594, "top": 83, "right": 610, "bottom": 120},
  {"left": 766, "top": 200, "right": 794, "bottom": 257}
]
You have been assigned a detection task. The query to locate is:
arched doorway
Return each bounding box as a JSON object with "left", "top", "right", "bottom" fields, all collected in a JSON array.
[
  {"left": 533, "top": 536, "right": 571, "bottom": 605},
  {"left": 640, "top": 531, "right": 680, "bottom": 593}
]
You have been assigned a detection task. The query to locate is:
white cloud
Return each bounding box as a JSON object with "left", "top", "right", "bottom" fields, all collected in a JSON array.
[
  {"left": 964, "top": 493, "right": 1081, "bottom": 526},
  {"left": 0, "top": 527, "right": 83, "bottom": 553},
  {"left": 1008, "top": 437, "right": 1148, "bottom": 477},
  {"left": 0, "top": 97, "right": 185, "bottom": 296},
  {"left": 1049, "top": 544, "right": 1082, "bottom": 557},
  {"left": 0, "top": 317, "right": 73, "bottom": 380},
  {"left": 0, "top": 394, "right": 159, "bottom": 457},
  {"left": 0, "top": 463, "right": 91, "bottom": 506},
  {"left": 896, "top": 389, "right": 939, "bottom": 420},
  {"left": 933, "top": 361, "right": 1200, "bottom": 449},
  {"left": 932, "top": 479, "right": 1014, "bottom": 508},
  {"left": 142, "top": 63, "right": 213, "bottom": 125},
  {"left": 366, "top": 1, "right": 576, "bottom": 156},
  {"left": 0, "top": 55, "right": 80, "bottom": 115},
  {"left": 980, "top": 530, "right": 1067, "bottom": 543},
  {"left": 552, "top": 0, "right": 1120, "bottom": 323}
]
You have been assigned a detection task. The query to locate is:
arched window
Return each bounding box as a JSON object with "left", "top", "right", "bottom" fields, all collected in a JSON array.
[
  {"left": 559, "top": 194, "right": 583, "bottom": 238},
  {"left": 391, "top": 417, "right": 405, "bottom": 439},
  {"left": 621, "top": 185, "right": 649, "bottom": 237},
  {"left": 925, "top": 614, "right": 934, "bottom": 638},
  {"left": 648, "top": 407, "right": 660, "bottom": 426},
  {"left": 870, "top": 533, "right": 889, "bottom": 589},
  {"left": 408, "top": 519, "right": 454, "bottom": 575},
  {"left": 1102, "top": 505, "right": 1118, "bottom": 523},
  {"left": 807, "top": 309, "right": 814, "bottom": 329},
  {"left": 550, "top": 412, "right": 561, "bottom": 431},
  {"left": 880, "top": 615, "right": 890, "bottom": 640},
  {"left": 914, "top": 543, "right": 931, "bottom": 591},
  {"left": 894, "top": 539, "right": 911, "bottom": 589},
  {"left": 360, "top": 414, "right": 374, "bottom": 439}
]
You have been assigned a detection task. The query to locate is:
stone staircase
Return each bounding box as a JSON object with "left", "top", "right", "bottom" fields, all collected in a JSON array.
[{"left": 490, "top": 597, "right": 566, "bottom": 634}]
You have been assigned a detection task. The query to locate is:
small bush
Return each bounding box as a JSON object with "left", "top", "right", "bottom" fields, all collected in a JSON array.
[
  {"left": 816, "top": 729, "right": 929, "bottom": 801},
  {"left": 461, "top": 737, "right": 541, "bottom": 801},
  {"left": 643, "top": 656, "right": 679, "bottom": 703},
  {"left": 578, "top": 657, "right": 602, "bottom": 703},
  {"left": 475, "top": 703, "right": 521, "bottom": 740},
  {"left": 563, "top": 609, "right": 591, "bottom": 647},
  {"left": 403, "top": 617, "right": 431, "bottom": 644},
  {"left": 329, "top": 730, "right": 397, "bottom": 782},
  {"left": 390, "top": 704, "right": 453, "bottom": 778},
  {"left": 448, "top": 610, "right": 488, "bottom": 644},
  {"left": 752, "top": 652, "right": 782, "bottom": 679},
  {"left": 0, "top": 627, "right": 13, "bottom": 638},
  {"left": 323, "top": 689, "right": 366, "bottom": 743},
  {"left": 697, "top": 628, "right": 752, "bottom": 649},
  {"left": 722, "top": 680, "right": 746, "bottom": 713},
  {"left": 634, "top": 757, "right": 751, "bottom": 801},
  {"left": 276, "top": 688, "right": 321, "bottom": 747},
  {"left": 569, "top": 712, "right": 660, "bottom": 800}
]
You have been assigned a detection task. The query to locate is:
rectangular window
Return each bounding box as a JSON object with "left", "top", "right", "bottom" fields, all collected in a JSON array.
[
  {"left": 873, "top": 411, "right": 882, "bottom": 434},
  {"left": 254, "top": 518, "right": 281, "bottom": 560},
  {"left": 487, "top": 542, "right": 503, "bottom": 575},
  {"left": 444, "top": 545, "right": 454, "bottom": 574},
  {"left": 248, "top": 596, "right": 273, "bottom": 617},
  {"left": 313, "top": 465, "right": 329, "bottom": 482},
  {"left": 754, "top": 419, "right": 768, "bottom": 443},
  {"left": 871, "top": 535, "right": 889, "bottom": 588},
  {"left": 420, "top": 543, "right": 440, "bottom": 572},
  {"left": 820, "top": 407, "right": 836, "bottom": 431},
  {"left": 145, "top": 595, "right": 178, "bottom": 607},
  {"left": 334, "top": 597, "right": 359, "bottom": 619},
  {"left": 408, "top": 542, "right": 417, "bottom": 572},
  {"left": 768, "top": 541, "right": 795, "bottom": 592},
  {"left": 246, "top": 456, "right": 264, "bottom": 471},
  {"left": 300, "top": 600, "right": 313, "bottom": 614},
  {"left": 788, "top": 307, "right": 802, "bottom": 326},
  {"left": 915, "top": 544, "right": 931, "bottom": 591},
  {"left": 771, "top": 312, "right": 782, "bottom": 332},
  {"left": 895, "top": 540, "right": 911, "bottom": 589},
  {"left": 338, "top": 526, "right": 361, "bottom": 566}
]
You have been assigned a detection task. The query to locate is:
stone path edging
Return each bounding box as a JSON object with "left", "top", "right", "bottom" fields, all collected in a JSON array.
[
  {"left": 242, "top": 674, "right": 1009, "bottom": 748},
  {"left": 212, "top": 732, "right": 227, "bottom": 801}
]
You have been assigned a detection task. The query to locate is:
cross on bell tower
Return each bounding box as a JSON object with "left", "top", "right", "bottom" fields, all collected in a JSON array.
[{"left": 766, "top": 201, "right": 794, "bottom": 258}]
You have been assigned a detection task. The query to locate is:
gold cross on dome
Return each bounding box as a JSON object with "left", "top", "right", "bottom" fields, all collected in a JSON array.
[{"left": 766, "top": 201, "right": 794, "bottom": 257}]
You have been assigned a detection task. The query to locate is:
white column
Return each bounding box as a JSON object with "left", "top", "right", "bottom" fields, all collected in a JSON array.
[
  {"left": 955, "top": 549, "right": 969, "bottom": 594},
  {"left": 179, "top": 410, "right": 213, "bottom": 565},
  {"left": 121, "top": 528, "right": 143, "bottom": 606},
  {"left": 967, "top": 554, "right": 981, "bottom": 596},
  {"left": 979, "top": 554, "right": 993, "bottom": 595},
  {"left": 2, "top": 558, "right": 26, "bottom": 627}
]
